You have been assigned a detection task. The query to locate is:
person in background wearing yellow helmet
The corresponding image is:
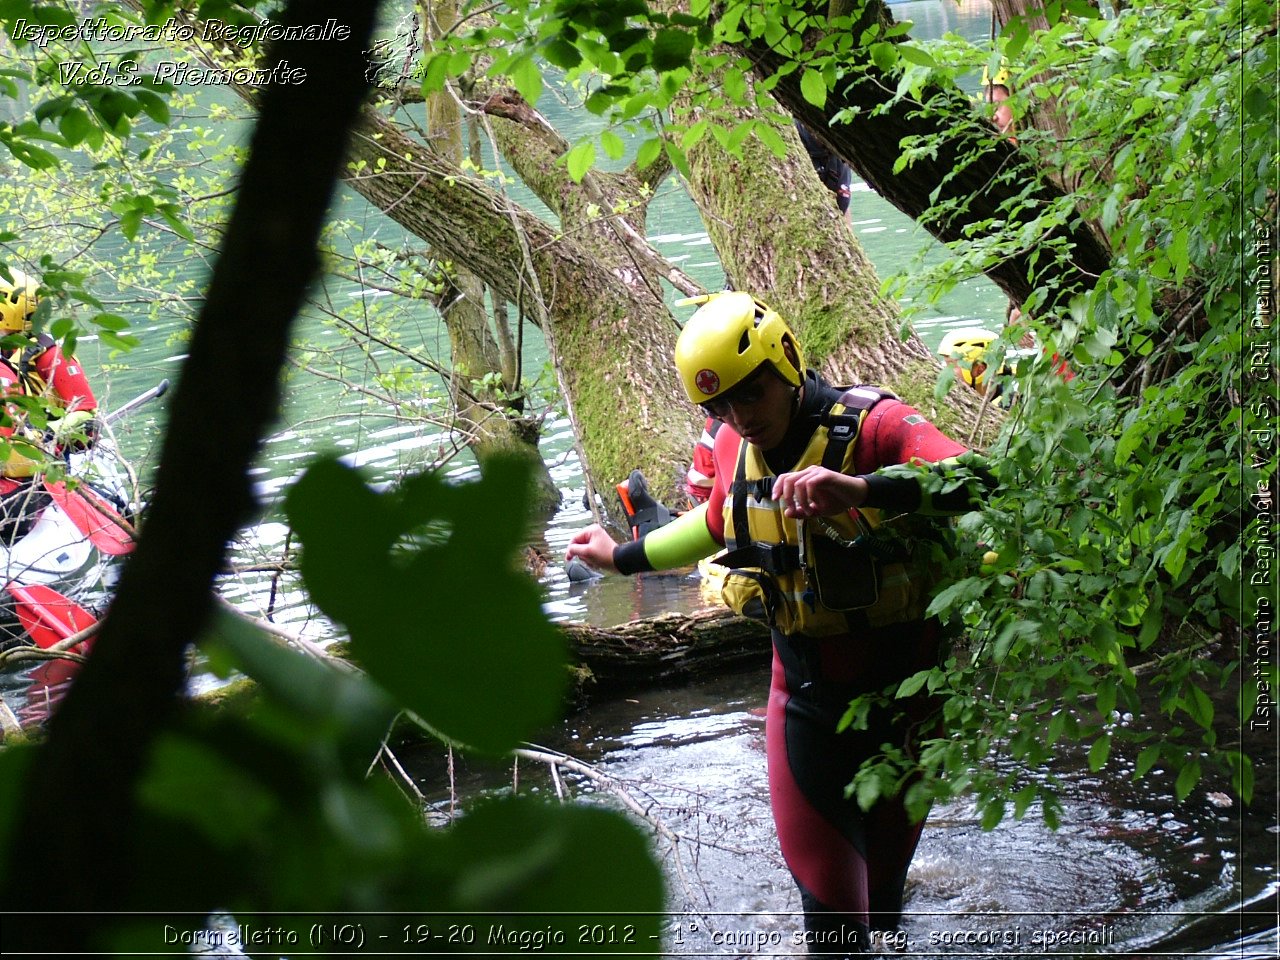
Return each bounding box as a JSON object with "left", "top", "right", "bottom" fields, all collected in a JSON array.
[
  {"left": 982, "top": 66, "right": 1015, "bottom": 140},
  {"left": 567, "top": 292, "right": 991, "bottom": 955},
  {"left": 0, "top": 270, "right": 100, "bottom": 489}
]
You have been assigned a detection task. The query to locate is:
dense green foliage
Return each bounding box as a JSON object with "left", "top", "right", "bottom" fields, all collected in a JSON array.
[
  {"left": 0, "top": 0, "right": 486, "bottom": 458},
  {"left": 421, "top": 0, "right": 1276, "bottom": 820},
  {"left": 0, "top": 0, "right": 1272, "bottom": 939},
  {"left": 847, "top": 0, "right": 1276, "bottom": 825},
  {"left": 0, "top": 0, "right": 664, "bottom": 942}
]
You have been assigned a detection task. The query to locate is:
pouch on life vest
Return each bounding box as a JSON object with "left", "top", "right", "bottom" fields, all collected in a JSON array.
[
  {"left": 2, "top": 444, "right": 41, "bottom": 478},
  {"left": 714, "top": 387, "right": 928, "bottom": 636}
]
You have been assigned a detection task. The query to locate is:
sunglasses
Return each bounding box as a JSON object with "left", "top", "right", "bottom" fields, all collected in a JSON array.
[{"left": 700, "top": 367, "right": 771, "bottom": 419}]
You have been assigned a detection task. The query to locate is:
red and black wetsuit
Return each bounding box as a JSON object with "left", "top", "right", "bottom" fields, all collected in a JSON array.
[
  {"left": 14, "top": 334, "right": 98, "bottom": 415},
  {"left": 700, "top": 374, "right": 970, "bottom": 953}
]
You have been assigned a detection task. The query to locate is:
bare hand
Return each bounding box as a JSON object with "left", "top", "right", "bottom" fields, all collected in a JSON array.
[
  {"left": 773, "top": 466, "right": 868, "bottom": 519},
  {"left": 565, "top": 523, "right": 620, "bottom": 573}
]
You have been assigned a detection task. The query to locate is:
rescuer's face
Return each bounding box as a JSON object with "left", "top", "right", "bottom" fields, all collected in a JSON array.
[{"left": 701, "top": 366, "right": 795, "bottom": 451}]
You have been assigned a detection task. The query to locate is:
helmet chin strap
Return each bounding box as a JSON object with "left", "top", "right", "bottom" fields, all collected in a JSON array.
[{"left": 789, "top": 381, "right": 804, "bottom": 422}]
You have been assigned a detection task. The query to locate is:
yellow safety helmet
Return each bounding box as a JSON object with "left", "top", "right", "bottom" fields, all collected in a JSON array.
[
  {"left": 0, "top": 269, "right": 39, "bottom": 334},
  {"left": 981, "top": 65, "right": 1011, "bottom": 90},
  {"left": 674, "top": 291, "right": 804, "bottom": 403},
  {"left": 938, "top": 327, "right": 997, "bottom": 388}
]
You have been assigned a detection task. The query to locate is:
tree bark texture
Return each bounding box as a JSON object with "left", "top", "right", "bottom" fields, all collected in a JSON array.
[
  {"left": 676, "top": 70, "right": 995, "bottom": 441},
  {"left": 342, "top": 111, "right": 699, "bottom": 520},
  {"left": 420, "top": 0, "right": 560, "bottom": 512},
  {"left": 565, "top": 605, "right": 770, "bottom": 697}
]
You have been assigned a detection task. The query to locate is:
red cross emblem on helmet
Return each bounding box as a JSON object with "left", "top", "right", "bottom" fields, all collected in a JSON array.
[{"left": 695, "top": 369, "right": 720, "bottom": 396}]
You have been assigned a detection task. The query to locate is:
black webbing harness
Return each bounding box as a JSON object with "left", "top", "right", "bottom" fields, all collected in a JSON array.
[{"left": 714, "top": 385, "right": 895, "bottom": 574}]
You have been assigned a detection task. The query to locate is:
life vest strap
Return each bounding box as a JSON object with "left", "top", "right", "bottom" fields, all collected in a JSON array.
[{"left": 716, "top": 541, "right": 803, "bottom": 575}]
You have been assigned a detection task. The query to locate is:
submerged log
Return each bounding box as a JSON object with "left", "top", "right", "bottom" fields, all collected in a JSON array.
[
  {"left": 563, "top": 607, "right": 771, "bottom": 699},
  {"left": 3, "top": 606, "right": 769, "bottom": 741}
]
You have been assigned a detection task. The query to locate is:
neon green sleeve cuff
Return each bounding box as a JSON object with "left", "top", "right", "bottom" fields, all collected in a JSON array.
[{"left": 643, "top": 502, "right": 720, "bottom": 569}]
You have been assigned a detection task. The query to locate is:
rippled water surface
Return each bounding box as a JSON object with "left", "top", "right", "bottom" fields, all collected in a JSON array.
[{"left": 399, "top": 667, "right": 1276, "bottom": 958}]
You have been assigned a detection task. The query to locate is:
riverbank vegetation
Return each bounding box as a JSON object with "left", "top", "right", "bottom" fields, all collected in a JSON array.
[{"left": 0, "top": 0, "right": 1273, "bottom": 950}]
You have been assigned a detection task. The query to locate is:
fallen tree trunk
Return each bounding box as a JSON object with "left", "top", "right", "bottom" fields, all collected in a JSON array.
[
  {"left": 563, "top": 606, "right": 771, "bottom": 699},
  {"left": 5, "top": 605, "right": 772, "bottom": 737}
]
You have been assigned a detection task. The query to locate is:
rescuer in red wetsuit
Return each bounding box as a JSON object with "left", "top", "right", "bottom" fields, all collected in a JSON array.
[
  {"left": 568, "top": 292, "right": 990, "bottom": 955},
  {"left": 685, "top": 415, "right": 723, "bottom": 505},
  {"left": 0, "top": 270, "right": 99, "bottom": 495}
]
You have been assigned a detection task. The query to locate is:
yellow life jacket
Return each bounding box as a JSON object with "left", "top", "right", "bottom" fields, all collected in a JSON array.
[{"left": 714, "top": 387, "right": 941, "bottom": 636}]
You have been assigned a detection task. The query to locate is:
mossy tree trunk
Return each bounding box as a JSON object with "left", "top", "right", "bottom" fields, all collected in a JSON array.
[
  {"left": 158, "top": 9, "right": 701, "bottom": 528},
  {"left": 419, "top": 0, "right": 559, "bottom": 512},
  {"left": 675, "top": 66, "right": 993, "bottom": 441},
  {"left": 344, "top": 108, "right": 699, "bottom": 523}
]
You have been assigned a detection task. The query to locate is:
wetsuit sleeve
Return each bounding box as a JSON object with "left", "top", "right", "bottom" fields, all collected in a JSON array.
[
  {"left": 855, "top": 401, "right": 993, "bottom": 515},
  {"left": 613, "top": 502, "right": 720, "bottom": 575},
  {"left": 860, "top": 458, "right": 993, "bottom": 515},
  {"left": 33, "top": 343, "right": 98, "bottom": 413}
]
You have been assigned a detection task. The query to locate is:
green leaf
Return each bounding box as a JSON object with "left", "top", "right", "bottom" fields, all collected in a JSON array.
[
  {"left": 800, "top": 69, "right": 826, "bottom": 108},
  {"left": 286, "top": 457, "right": 567, "bottom": 755},
  {"left": 198, "top": 605, "right": 398, "bottom": 766},
  {"left": 1169, "top": 228, "right": 1189, "bottom": 283},
  {"left": 1095, "top": 680, "right": 1117, "bottom": 718},
  {"left": 1238, "top": 679, "right": 1261, "bottom": 725},
  {"left": 679, "top": 119, "right": 708, "bottom": 151},
  {"left": 509, "top": 55, "right": 542, "bottom": 106},
  {"left": 2, "top": 136, "right": 59, "bottom": 169},
  {"left": 98, "top": 330, "right": 140, "bottom": 352},
  {"left": 869, "top": 42, "right": 897, "bottom": 74},
  {"left": 755, "top": 121, "right": 786, "bottom": 159},
  {"left": 599, "top": 129, "right": 626, "bottom": 161},
  {"left": 1134, "top": 744, "right": 1161, "bottom": 779},
  {"left": 89, "top": 312, "right": 130, "bottom": 332},
  {"left": 1087, "top": 734, "right": 1111, "bottom": 772},
  {"left": 542, "top": 38, "right": 582, "bottom": 70},
  {"left": 1183, "top": 683, "right": 1214, "bottom": 730},
  {"left": 133, "top": 88, "right": 171, "bottom": 125},
  {"left": 896, "top": 670, "right": 929, "bottom": 699},
  {"left": 564, "top": 140, "right": 595, "bottom": 183},
  {"left": 651, "top": 28, "right": 694, "bottom": 72},
  {"left": 437, "top": 798, "right": 664, "bottom": 925},
  {"left": 119, "top": 208, "right": 143, "bottom": 241},
  {"left": 57, "top": 107, "right": 92, "bottom": 146},
  {"left": 138, "top": 733, "right": 282, "bottom": 850},
  {"left": 160, "top": 204, "right": 195, "bottom": 242},
  {"left": 1174, "top": 758, "right": 1201, "bottom": 802},
  {"left": 980, "top": 798, "right": 1006, "bottom": 830},
  {"left": 634, "top": 136, "right": 662, "bottom": 169},
  {"left": 897, "top": 45, "right": 937, "bottom": 68},
  {"left": 855, "top": 773, "right": 881, "bottom": 812},
  {"left": 925, "top": 575, "right": 990, "bottom": 618},
  {"left": 664, "top": 139, "right": 691, "bottom": 179},
  {"left": 1229, "top": 752, "right": 1254, "bottom": 805},
  {"left": 420, "top": 52, "right": 450, "bottom": 95},
  {"left": 1012, "top": 784, "right": 1037, "bottom": 819}
]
